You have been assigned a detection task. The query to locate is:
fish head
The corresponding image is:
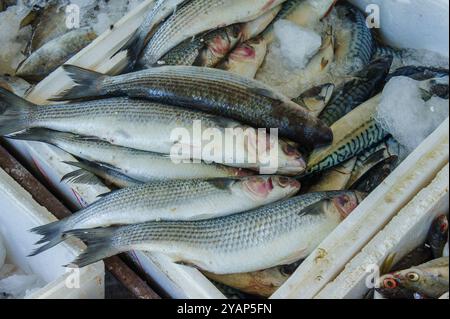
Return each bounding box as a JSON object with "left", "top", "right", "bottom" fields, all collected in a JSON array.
[
  {"left": 434, "top": 215, "right": 449, "bottom": 235},
  {"left": 376, "top": 274, "right": 414, "bottom": 299},
  {"left": 331, "top": 191, "right": 366, "bottom": 219},
  {"left": 391, "top": 268, "right": 425, "bottom": 293},
  {"left": 276, "top": 140, "right": 307, "bottom": 175},
  {"left": 239, "top": 175, "right": 300, "bottom": 202}
]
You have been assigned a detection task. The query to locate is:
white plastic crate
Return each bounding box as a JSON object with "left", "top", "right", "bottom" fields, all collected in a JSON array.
[
  {"left": 0, "top": 168, "right": 104, "bottom": 299},
  {"left": 5, "top": 0, "right": 449, "bottom": 298},
  {"left": 316, "top": 164, "right": 449, "bottom": 299}
]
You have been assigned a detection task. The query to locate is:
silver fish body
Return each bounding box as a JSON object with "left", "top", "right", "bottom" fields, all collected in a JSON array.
[
  {"left": 55, "top": 65, "right": 333, "bottom": 148},
  {"left": 139, "top": 0, "right": 287, "bottom": 67},
  {"left": 67, "top": 190, "right": 364, "bottom": 273},
  {"left": 30, "top": 176, "right": 301, "bottom": 256},
  {"left": 10, "top": 128, "right": 251, "bottom": 182}
]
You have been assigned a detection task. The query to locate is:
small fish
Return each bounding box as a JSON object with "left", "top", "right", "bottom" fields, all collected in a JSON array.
[
  {"left": 307, "top": 95, "right": 388, "bottom": 175},
  {"left": 427, "top": 215, "right": 449, "bottom": 259},
  {"left": 16, "top": 28, "right": 97, "bottom": 82},
  {"left": 62, "top": 160, "right": 143, "bottom": 189},
  {"left": 292, "top": 84, "right": 335, "bottom": 117},
  {"left": 0, "top": 89, "right": 307, "bottom": 175},
  {"left": 377, "top": 274, "right": 416, "bottom": 299},
  {"left": 53, "top": 65, "right": 333, "bottom": 148},
  {"left": 308, "top": 157, "right": 357, "bottom": 193},
  {"left": 204, "top": 260, "right": 303, "bottom": 297},
  {"left": 347, "top": 137, "right": 401, "bottom": 189},
  {"left": 318, "top": 57, "right": 392, "bottom": 126},
  {"left": 139, "top": 0, "right": 288, "bottom": 68},
  {"left": 387, "top": 66, "right": 449, "bottom": 82},
  {"left": 217, "top": 37, "right": 268, "bottom": 79},
  {"left": 116, "top": 0, "right": 188, "bottom": 70},
  {"left": 9, "top": 128, "right": 252, "bottom": 182},
  {"left": 392, "top": 257, "right": 449, "bottom": 299},
  {"left": 30, "top": 175, "right": 301, "bottom": 256},
  {"left": 65, "top": 191, "right": 364, "bottom": 273},
  {"left": 333, "top": 3, "right": 375, "bottom": 76}
]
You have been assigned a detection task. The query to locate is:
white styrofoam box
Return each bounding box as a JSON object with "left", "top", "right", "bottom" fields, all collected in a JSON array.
[
  {"left": 0, "top": 168, "right": 104, "bottom": 299},
  {"left": 316, "top": 164, "right": 449, "bottom": 299},
  {"left": 5, "top": 0, "right": 449, "bottom": 298}
]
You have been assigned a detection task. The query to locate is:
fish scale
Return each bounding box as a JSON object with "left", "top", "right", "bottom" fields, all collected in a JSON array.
[
  {"left": 68, "top": 191, "right": 362, "bottom": 273},
  {"left": 140, "top": 0, "right": 288, "bottom": 67}
]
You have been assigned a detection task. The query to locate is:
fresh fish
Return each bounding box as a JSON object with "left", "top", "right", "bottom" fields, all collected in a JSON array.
[
  {"left": 64, "top": 190, "right": 364, "bottom": 272},
  {"left": 20, "top": 2, "right": 68, "bottom": 54},
  {"left": 204, "top": 259, "right": 303, "bottom": 297},
  {"left": 351, "top": 161, "right": 395, "bottom": 194},
  {"left": 117, "top": 0, "right": 188, "bottom": 69},
  {"left": 347, "top": 137, "right": 401, "bottom": 189},
  {"left": 217, "top": 37, "right": 268, "bottom": 79},
  {"left": 427, "top": 215, "right": 449, "bottom": 259},
  {"left": 139, "top": 0, "right": 288, "bottom": 68},
  {"left": 30, "top": 176, "right": 301, "bottom": 256},
  {"left": 419, "top": 76, "right": 449, "bottom": 100},
  {"left": 0, "top": 89, "right": 307, "bottom": 175},
  {"left": 8, "top": 128, "right": 252, "bottom": 182},
  {"left": 392, "top": 257, "right": 449, "bottom": 299},
  {"left": 334, "top": 3, "right": 375, "bottom": 76},
  {"left": 16, "top": 28, "right": 97, "bottom": 82},
  {"left": 53, "top": 65, "right": 333, "bottom": 148},
  {"left": 307, "top": 95, "right": 388, "bottom": 175},
  {"left": 389, "top": 246, "right": 434, "bottom": 273},
  {"left": 62, "top": 160, "right": 143, "bottom": 189},
  {"left": 292, "top": 84, "right": 335, "bottom": 117},
  {"left": 387, "top": 66, "right": 449, "bottom": 82},
  {"left": 145, "top": 6, "right": 280, "bottom": 68},
  {"left": 377, "top": 274, "right": 416, "bottom": 299},
  {"left": 0, "top": 75, "right": 31, "bottom": 97},
  {"left": 318, "top": 57, "right": 392, "bottom": 126},
  {"left": 308, "top": 157, "right": 357, "bottom": 193}
]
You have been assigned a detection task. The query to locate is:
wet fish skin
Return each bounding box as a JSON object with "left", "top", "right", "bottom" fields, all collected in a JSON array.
[
  {"left": 54, "top": 65, "right": 333, "bottom": 148},
  {"left": 204, "top": 259, "right": 303, "bottom": 297},
  {"left": 0, "top": 89, "right": 307, "bottom": 175},
  {"left": 0, "top": 75, "right": 31, "bottom": 97},
  {"left": 392, "top": 257, "right": 449, "bottom": 299},
  {"left": 351, "top": 161, "right": 394, "bottom": 194},
  {"left": 347, "top": 137, "right": 401, "bottom": 189},
  {"left": 307, "top": 95, "right": 388, "bottom": 175},
  {"left": 30, "top": 175, "right": 301, "bottom": 256},
  {"left": 334, "top": 2, "right": 375, "bottom": 76},
  {"left": 65, "top": 190, "right": 364, "bottom": 273},
  {"left": 389, "top": 245, "right": 434, "bottom": 273},
  {"left": 377, "top": 274, "right": 416, "bottom": 299},
  {"left": 62, "top": 160, "right": 143, "bottom": 189},
  {"left": 319, "top": 57, "right": 392, "bottom": 127},
  {"left": 139, "top": 0, "right": 288, "bottom": 68},
  {"left": 387, "top": 66, "right": 449, "bottom": 82},
  {"left": 292, "top": 84, "right": 335, "bottom": 117},
  {"left": 308, "top": 157, "right": 357, "bottom": 193},
  {"left": 427, "top": 215, "right": 449, "bottom": 259},
  {"left": 16, "top": 28, "right": 97, "bottom": 82},
  {"left": 9, "top": 128, "right": 252, "bottom": 182}
]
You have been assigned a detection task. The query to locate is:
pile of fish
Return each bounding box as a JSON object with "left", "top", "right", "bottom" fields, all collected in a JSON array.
[
  {"left": 372, "top": 215, "right": 449, "bottom": 300},
  {"left": 0, "top": 0, "right": 449, "bottom": 298}
]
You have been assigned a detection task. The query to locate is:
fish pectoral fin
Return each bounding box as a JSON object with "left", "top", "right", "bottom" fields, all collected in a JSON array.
[
  {"left": 60, "top": 169, "right": 103, "bottom": 186},
  {"left": 380, "top": 252, "right": 397, "bottom": 274},
  {"left": 297, "top": 200, "right": 327, "bottom": 217}
]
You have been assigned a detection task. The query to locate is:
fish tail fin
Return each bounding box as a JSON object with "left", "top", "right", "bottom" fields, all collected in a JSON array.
[
  {"left": 112, "top": 29, "right": 143, "bottom": 73},
  {"left": 0, "top": 87, "right": 34, "bottom": 135},
  {"left": 50, "top": 65, "right": 108, "bottom": 101},
  {"left": 7, "top": 128, "right": 57, "bottom": 144},
  {"left": 65, "top": 227, "right": 120, "bottom": 268},
  {"left": 28, "top": 220, "right": 68, "bottom": 256}
]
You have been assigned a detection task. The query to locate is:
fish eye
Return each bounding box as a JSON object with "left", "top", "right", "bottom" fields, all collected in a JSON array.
[
  {"left": 277, "top": 176, "right": 291, "bottom": 187},
  {"left": 407, "top": 272, "right": 420, "bottom": 282},
  {"left": 383, "top": 278, "right": 398, "bottom": 289},
  {"left": 283, "top": 144, "right": 300, "bottom": 157}
]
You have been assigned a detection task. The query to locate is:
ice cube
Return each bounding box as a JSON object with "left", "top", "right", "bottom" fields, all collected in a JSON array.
[{"left": 376, "top": 76, "right": 449, "bottom": 153}]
